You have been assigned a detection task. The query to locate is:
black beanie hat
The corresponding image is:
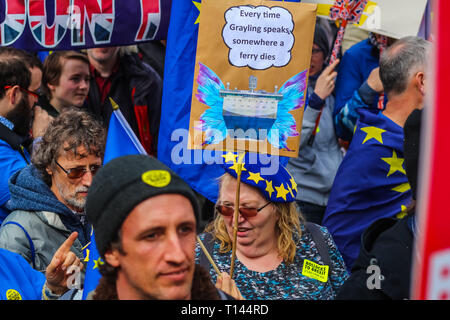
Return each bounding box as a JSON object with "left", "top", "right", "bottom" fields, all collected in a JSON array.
[
  {"left": 403, "top": 108, "right": 422, "bottom": 200},
  {"left": 86, "top": 154, "right": 200, "bottom": 257},
  {"left": 314, "top": 23, "right": 330, "bottom": 59}
]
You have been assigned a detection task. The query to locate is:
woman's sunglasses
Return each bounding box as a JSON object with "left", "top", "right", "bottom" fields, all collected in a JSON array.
[{"left": 215, "top": 202, "right": 271, "bottom": 218}]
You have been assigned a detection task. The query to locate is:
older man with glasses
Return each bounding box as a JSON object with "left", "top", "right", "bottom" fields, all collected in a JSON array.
[{"left": 0, "top": 109, "right": 105, "bottom": 296}]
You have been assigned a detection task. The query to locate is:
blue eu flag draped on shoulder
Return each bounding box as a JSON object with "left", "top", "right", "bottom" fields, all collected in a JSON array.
[
  {"left": 158, "top": 0, "right": 297, "bottom": 203},
  {"left": 322, "top": 108, "right": 412, "bottom": 273},
  {"left": 82, "top": 98, "right": 147, "bottom": 299}
]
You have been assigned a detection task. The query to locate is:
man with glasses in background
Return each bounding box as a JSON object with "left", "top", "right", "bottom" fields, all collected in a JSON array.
[
  {"left": 0, "top": 108, "right": 105, "bottom": 291},
  {"left": 0, "top": 48, "right": 52, "bottom": 224}
]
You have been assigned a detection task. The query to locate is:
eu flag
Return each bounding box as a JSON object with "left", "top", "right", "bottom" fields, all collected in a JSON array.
[
  {"left": 82, "top": 102, "right": 147, "bottom": 299},
  {"left": 322, "top": 108, "right": 412, "bottom": 272},
  {"left": 158, "top": 0, "right": 296, "bottom": 203}
]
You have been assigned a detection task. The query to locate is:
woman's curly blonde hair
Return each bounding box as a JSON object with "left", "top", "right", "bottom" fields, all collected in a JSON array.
[{"left": 205, "top": 173, "right": 304, "bottom": 264}]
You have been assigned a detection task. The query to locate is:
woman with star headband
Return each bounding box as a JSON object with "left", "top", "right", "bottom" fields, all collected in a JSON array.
[{"left": 195, "top": 153, "right": 349, "bottom": 300}]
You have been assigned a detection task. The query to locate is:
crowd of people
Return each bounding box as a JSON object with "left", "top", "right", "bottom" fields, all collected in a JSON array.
[{"left": 0, "top": 15, "right": 429, "bottom": 300}]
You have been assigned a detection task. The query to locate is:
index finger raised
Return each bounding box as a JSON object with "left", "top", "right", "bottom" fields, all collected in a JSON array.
[
  {"left": 324, "top": 59, "right": 340, "bottom": 74},
  {"left": 55, "top": 232, "right": 78, "bottom": 256}
]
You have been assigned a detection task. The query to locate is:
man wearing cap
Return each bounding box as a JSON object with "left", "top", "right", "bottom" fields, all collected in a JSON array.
[{"left": 85, "top": 154, "right": 233, "bottom": 300}]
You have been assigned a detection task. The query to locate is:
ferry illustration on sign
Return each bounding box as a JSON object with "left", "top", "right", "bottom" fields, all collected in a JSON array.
[
  {"left": 194, "top": 62, "right": 308, "bottom": 150},
  {"left": 220, "top": 76, "right": 283, "bottom": 140}
]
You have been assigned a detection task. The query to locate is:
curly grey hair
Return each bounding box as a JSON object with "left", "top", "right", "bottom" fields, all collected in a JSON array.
[{"left": 32, "top": 108, "right": 106, "bottom": 186}]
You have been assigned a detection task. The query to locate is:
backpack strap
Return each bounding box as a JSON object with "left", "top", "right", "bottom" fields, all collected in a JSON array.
[
  {"left": 305, "top": 222, "right": 332, "bottom": 272},
  {"left": 3, "top": 221, "right": 36, "bottom": 269},
  {"left": 0, "top": 122, "right": 30, "bottom": 164}
]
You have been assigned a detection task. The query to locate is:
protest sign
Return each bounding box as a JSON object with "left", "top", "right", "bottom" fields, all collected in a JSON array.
[{"left": 188, "top": 0, "right": 317, "bottom": 157}]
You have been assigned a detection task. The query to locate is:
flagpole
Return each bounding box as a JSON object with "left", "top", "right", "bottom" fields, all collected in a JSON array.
[{"left": 230, "top": 152, "right": 245, "bottom": 279}]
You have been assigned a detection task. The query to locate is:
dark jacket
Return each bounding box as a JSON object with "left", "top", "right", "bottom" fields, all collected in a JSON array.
[
  {"left": 0, "top": 165, "right": 89, "bottom": 271},
  {"left": 336, "top": 216, "right": 414, "bottom": 300},
  {"left": 86, "top": 53, "right": 162, "bottom": 156}
]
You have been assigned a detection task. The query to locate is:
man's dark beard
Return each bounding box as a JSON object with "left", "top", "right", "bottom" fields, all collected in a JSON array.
[{"left": 6, "top": 95, "right": 32, "bottom": 137}]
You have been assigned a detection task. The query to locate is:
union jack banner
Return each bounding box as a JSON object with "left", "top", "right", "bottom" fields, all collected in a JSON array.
[
  {"left": 329, "top": 0, "right": 368, "bottom": 63},
  {"left": 329, "top": 0, "right": 368, "bottom": 24},
  {"left": 0, "top": 0, "right": 26, "bottom": 46},
  {"left": 0, "top": 0, "right": 170, "bottom": 50}
]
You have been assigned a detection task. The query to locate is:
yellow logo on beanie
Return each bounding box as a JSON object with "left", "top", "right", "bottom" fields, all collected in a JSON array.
[{"left": 142, "top": 170, "right": 171, "bottom": 188}]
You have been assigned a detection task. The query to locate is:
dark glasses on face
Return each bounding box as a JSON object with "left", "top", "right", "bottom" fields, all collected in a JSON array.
[
  {"left": 55, "top": 159, "right": 101, "bottom": 179},
  {"left": 215, "top": 202, "right": 271, "bottom": 218}
]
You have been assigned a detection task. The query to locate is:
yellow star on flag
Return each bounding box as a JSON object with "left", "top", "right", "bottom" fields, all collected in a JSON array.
[
  {"left": 392, "top": 182, "right": 411, "bottom": 193},
  {"left": 247, "top": 171, "right": 265, "bottom": 184},
  {"left": 396, "top": 205, "right": 408, "bottom": 219},
  {"left": 275, "top": 183, "right": 289, "bottom": 201},
  {"left": 222, "top": 152, "right": 238, "bottom": 163},
  {"left": 360, "top": 126, "right": 386, "bottom": 144},
  {"left": 381, "top": 151, "right": 406, "bottom": 177},
  {"left": 228, "top": 162, "right": 246, "bottom": 174},
  {"left": 193, "top": 1, "right": 201, "bottom": 24},
  {"left": 265, "top": 180, "right": 274, "bottom": 198},
  {"left": 93, "top": 257, "right": 104, "bottom": 270}
]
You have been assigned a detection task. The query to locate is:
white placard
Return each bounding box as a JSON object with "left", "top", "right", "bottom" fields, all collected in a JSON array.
[{"left": 302, "top": 0, "right": 428, "bottom": 39}]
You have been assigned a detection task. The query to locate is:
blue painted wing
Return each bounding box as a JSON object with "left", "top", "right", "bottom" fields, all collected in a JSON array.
[
  {"left": 195, "top": 63, "right": 227, "bottom": 145},
  {"left": 267, "top": 69, "right": 308, "bottom": 149}
]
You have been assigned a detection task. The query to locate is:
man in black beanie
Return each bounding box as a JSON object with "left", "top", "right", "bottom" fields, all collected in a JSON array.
[{"left": 85, "top": 154, "right": 234, "bottom": 300}]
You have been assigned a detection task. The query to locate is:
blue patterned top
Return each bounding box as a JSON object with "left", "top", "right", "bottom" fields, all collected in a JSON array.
[{"left": 195, "top": 224, "right": 349, "bottom": 300}]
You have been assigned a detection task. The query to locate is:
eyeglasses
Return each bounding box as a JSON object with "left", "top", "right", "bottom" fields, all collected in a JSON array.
[
  {"left": 4, "top": 85, "right": 40, "bottom": 99},
  {"left": 54, "top": 159, "right": 101, "bottom": 179},
  {"left": 311, "top": 48, "right": 323, "bottom": 55},
  {"left": 215, "top": 202, "right": 271, "bottom": 218}
]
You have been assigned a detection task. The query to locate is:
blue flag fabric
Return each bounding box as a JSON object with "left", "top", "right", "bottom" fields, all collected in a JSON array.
[
  {"left": 322, "top": 108, "right": 412, "bottom": 272},
  {"left": 82, "top": 107, "right": 146, "bottom": 299},
  {"left": 158, "top": 0, "right": 296, "bottom": 203}
]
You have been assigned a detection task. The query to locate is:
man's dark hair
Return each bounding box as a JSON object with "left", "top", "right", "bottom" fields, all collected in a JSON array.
[
  {"left": 31, "top": 108, "right": 106, "bottom": 186},
  {"left": 0, "top": 53, "right": 31, "bottom": 100},
  {"left": 379, "top": 36, "right": 430, "bottom": 97}
]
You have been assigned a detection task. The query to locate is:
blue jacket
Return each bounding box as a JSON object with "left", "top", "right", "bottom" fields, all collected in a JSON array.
[
  {"left": 333, "top": 39, "right": 387, "bottom": 140},
  {"left": 0, "top": 248, "right": 45, "bottom": 300},
  {"left": 334, "top": 39, "right": 380, "bottom": 114},
  {"left": 0, "top": 120, "right": 30, "bottom": 223},
  {"left": 0, "top": 165, "right": 89, "bottom": 272}
]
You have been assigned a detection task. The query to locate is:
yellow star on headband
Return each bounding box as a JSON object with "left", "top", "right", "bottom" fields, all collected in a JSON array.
[
  {"left": 193, "top": 1, "right": 201, "bottom": 24},
  {"left": 93, "top": 257, "right": 104, "bottom": 270},
  {"left": 265, "top": 180, "right": 274, "bottom": 198},
  {"left": 247, "top": 171, "right": 265, "bottom": 184},
  {"left": 289, "top": 176, "right": 298, "bottom": 192},
  {"left": 287, "top": 185, "right": 294, "bottom": 198},
  {"left": 381, "top": 150, "right": 406, "bottom": 177},
  {"left": 222, "top": 152, "right": 238, "bottom": 163},
  {"left": 275, "top": 183, "right": 289, "bottom": 201},
  {"left": 360, "top": 126, "right": 386, "bottom": 144}
]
